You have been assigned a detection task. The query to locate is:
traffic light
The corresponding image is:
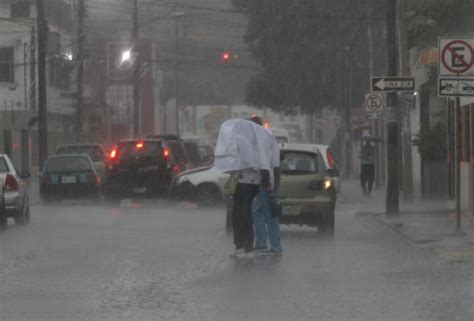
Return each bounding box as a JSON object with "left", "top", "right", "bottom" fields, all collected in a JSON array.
[{"left": 221, "top": 51, "right": 231, "bottom": 63}]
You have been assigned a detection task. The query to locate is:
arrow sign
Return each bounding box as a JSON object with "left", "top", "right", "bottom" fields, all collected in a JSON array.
[{"left": 371, "top": 77, "right": 415, "bottom": 92}]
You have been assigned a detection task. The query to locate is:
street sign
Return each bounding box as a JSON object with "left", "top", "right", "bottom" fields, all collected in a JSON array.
[
  {"left": 365, "top": 93, "right": 384, "bottom": 119},
  {"left": 439, "top": 37, "right": 474, "bottom": 76},
  {"left": 439, "top": 78, "right": 474, "bottom": 97},
  {"left": 371, "top": 77, "right": 415, "bottom": 92}
]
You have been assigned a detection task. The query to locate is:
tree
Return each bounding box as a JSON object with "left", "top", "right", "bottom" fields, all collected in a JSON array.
[
  {"left": 408, "top": 0, "right": 474, "bottom": 49},
  {"left": 232, "top": 0, "right": 369, "bottom": 114}
]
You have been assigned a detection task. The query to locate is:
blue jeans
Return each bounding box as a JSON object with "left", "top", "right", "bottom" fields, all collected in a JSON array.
[{"left": 252, "top": 190, "right": 282, "bottom": 252}]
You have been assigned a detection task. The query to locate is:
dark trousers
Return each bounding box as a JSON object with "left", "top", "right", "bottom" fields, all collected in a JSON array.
[
  {"left": 360, "top": 163, "right": 375, "bottom": 194},
  {"left": 232, "top": 183, "right": 260, "bottom": 252}
]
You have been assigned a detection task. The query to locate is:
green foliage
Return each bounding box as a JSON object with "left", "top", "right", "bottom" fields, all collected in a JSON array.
[
  {"left": 412, "top": 122, "right": 447, "bottom": 162},
  {"left": 408, "top": 0, "right": 474, "bottom": 49},
  {"left": 232, "top": 0, "right": 366, "bottom": 114}
]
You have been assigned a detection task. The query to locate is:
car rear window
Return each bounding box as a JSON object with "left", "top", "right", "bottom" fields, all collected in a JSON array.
[
  {"left": 57, "top": 145, "right": 104, "bottom": 162},
  {"left": 0, "top": 157, "right": 9, "bottom": 173},
  {"left": 280, "top": 151, "right": 319, "bottom": 175},
  {"left": 183, "top": 142, "right": 201, "bottom": 164},
  {"left": 167, "top": 141, "right": 189, "bottom": 163},
  {"left": 118, "top": 141, "right": 164, "bottom": 161},
  {"left": 46, "top": 156, "right": 92, "bottom": 173}
]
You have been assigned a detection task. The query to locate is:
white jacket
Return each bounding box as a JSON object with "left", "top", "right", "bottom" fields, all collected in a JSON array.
[{"left": 214, "top": 119, "right": 278, "bottom": 173}]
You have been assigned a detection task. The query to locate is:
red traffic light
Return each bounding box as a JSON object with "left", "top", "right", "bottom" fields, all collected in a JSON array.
[{"left": 221, "top": 51, "right": 231, "bottom": 63}]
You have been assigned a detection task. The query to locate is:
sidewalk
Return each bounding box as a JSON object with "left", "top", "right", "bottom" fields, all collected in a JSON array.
[{"left": 339, "top": 179, "right": 474, "bottom": 262}]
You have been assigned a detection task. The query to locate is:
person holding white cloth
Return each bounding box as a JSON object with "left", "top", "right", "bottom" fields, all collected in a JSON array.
[{"left": 214, "top": 117, "right": 277, "bottom": 258}]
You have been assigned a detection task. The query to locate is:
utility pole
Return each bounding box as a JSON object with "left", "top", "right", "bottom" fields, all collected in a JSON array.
[
  {"left": 76, "top": 0, "right": 85, "bottom": 142},
  {"left": 386, "top": 0, "right": 400, "bottom": 215},
  {"left": 399, "top": 0, "right": 414, "bottom": 202},
  {"left": 36, "top": 0, "right": 48, "bottom": 168},
  {"left": 344, "top": 45, "right": 353, "bottom": 178},
  {"left": 30, "top": 26, "right": 36, "bottom": 112},
  {"left": 174, "top": 0, "right": 180, "bottom": 136},
  {"left": 132, "top": 0, "right": 140, "bottom": 138}
]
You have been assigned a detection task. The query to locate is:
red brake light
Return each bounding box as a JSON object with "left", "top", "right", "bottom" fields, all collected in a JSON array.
[
  {"left": 327, "top": 150, "right": 336, "bottom": 169},
  {"left": 109, "top": 148, "right": 118, "bottom": 160},
  {"left": 136, "top": 142, "right": 144, "bottom": 149},
  {"left": 163, "top": 147, "right": 170, "bottom": 159},
  {"left": 5, "top": 174, "right": 18, "bottom": 191}
]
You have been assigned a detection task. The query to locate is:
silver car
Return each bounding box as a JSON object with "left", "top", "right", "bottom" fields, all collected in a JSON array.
[{"left": 0, "top": 154, "right": 31, "bottom": 228}]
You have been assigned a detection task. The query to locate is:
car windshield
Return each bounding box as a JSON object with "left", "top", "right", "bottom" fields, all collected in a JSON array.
[
  {"left": 57, "top": 146, "right": 104, "bottom": 162},
  {"left": 280, "top": 151, "right": 319, "bottom": 175},
  {"left": 45, "top": 156, "right": 92, "bottom": 173}
]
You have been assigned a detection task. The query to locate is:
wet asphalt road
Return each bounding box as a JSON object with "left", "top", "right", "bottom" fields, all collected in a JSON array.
[{"left": 0, "top": 197, "right": 473, "bottom": 321}]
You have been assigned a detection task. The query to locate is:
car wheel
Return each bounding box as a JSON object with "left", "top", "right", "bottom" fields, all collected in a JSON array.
[
  {"left": 319, "top": 207, "right": 335, "bottom": 235},
  {"left": 0, "top": 214, "right": 7, "bottom": 231},
  {"left": 196, "top": 184, "right": 222, "bottom": 207},
  {"left": 15, "top": 204, "right": 30, "bottom": 226}
]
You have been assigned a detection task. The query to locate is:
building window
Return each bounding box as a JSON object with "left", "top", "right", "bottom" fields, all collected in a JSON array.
[
  {"left": 0, "top": 48, "right": 14, "bottom": 83},
  {"left": 49, "top": 56, "right": 72, "bottom": 91},
  {"left": 11, "top": 1, "right": 30, "bottom": 18}
]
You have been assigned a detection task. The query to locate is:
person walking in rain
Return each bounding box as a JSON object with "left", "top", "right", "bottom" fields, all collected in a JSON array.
[
  {"left": 214, "top": 117, "right": 276, "bottom": 259},
  {"left": 359, "top": 139, "right": 376, "bottom": 197},
  {"left": 251, "top": 117, "right": 282, "bottom": 255}
]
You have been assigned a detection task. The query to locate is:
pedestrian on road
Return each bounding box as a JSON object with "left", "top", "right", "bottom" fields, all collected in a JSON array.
[
  {"left": 214, "top": 118, "right": 276, "bottom": 259},
  {"left": 359, "top": 139, "right": 376, "bottom": 196},
  {"left": 251, "top": 117, "right": 282, "bottom": 255}
]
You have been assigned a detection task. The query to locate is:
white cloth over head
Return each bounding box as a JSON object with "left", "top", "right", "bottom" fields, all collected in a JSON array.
[{"left": 214, "top": 119, "right": 279, "bottom": 174}]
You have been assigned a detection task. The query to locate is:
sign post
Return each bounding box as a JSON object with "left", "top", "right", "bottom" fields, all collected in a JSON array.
[
  {"left": 365, "top": 93, "right": 384, "bottom": 119},
  {"left": 438, "top": 37, "right": 474, "bottom": 234}
]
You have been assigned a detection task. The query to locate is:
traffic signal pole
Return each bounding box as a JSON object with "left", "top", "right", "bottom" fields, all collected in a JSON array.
[
  {"left": 76, "top": 0, "right": 85, "bottom": 141},
  {"left": 36, "top": 0, "right": 48, "bottom": 168},
  {"left": 386, "top": 0, "right": 400, "bottom": 215},
  {"left": 132, "top": 0, "right": 141, "bottom": 138}
]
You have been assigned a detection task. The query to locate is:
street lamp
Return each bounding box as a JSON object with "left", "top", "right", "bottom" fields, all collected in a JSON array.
[{"left": 121, "top": 49, "right": 132, "bottom": 63}]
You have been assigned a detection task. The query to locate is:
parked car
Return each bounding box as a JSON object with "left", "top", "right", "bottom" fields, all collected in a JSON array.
[
  {"left": 56, "top": 143, "right": 106, "bottom": 180},
  {"left": 103, "top": 139, "right": 175, "bottom": 200},
  {"left": 0, "top": 154, "right": 31, "bottom": 228},
  {"left": 40, "top": 154, "right": 101, "bottom": 202},
  {"left": 224, "top": 144, "right": 337, "bottom": 234},
  {"left": 146, "top": 135, "right": 191, "bottom": 173},
  {"left": 170, "top": 166, "right": 229, "bottom": 206}
]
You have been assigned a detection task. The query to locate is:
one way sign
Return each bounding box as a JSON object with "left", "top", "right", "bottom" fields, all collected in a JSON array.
[{"left": 371, "top": 77, "right": 415, "bottom": 92}]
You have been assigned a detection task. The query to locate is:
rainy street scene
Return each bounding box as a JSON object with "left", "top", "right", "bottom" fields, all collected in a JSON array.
[{"left": 1, "top": 1, "right": 474, "bottom": 320}]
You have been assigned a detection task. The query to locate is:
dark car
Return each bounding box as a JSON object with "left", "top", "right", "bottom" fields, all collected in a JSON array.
[
  {"left": 40, "top": 155, "right": 101, "bottom": 202},
  {"left": 102, "top": 139, "right": 175, "bottom": 200},
  {"left": 56, "top": 143, "right": 106, "bottom": 181},
  {"left": 146, "top": 135, "right": 190, "bottom": 173}
]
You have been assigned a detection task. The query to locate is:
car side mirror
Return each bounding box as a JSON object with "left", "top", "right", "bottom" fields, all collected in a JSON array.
[
  {"left": 327, "top": 168, "right": 339, "bottom": 177},
  {"left": 20, "top": 171, "right": 31, "bottom": 179}
]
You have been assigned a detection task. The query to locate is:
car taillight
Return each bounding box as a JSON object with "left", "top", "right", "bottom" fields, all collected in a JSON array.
[
  {"left": 109, "top": 146, "right": 119, "bottom": 161},
  {"left": 327, "top": 149, "right": 336, "bottom": 169},
  {"left": 87, "top": 174, "right": 100, "bottom": 185},
  {"left": 173, "top": 164, "right": 181, "bottom": 175},
  {"left": 5, "top": 174, "right": 18, "bottom": 191}
]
